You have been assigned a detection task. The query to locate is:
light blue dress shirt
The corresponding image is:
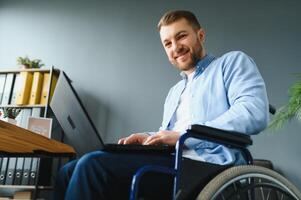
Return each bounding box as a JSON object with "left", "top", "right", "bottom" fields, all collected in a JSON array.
[{"left": 160, "top": 51, "right": 269, "bottom": 165}]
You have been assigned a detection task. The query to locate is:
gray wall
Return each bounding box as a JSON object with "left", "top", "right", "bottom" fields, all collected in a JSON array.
[{"left": 1, "top": 0, "right": 300, "bottom": 189}]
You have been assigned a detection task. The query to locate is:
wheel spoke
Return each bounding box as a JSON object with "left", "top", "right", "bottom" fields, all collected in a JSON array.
[
  {"left": 259, "top": 178, "right": 266, "bottom": 200},
  {"left": 266, "top": 188, "right": 271, "bottom": 200}
]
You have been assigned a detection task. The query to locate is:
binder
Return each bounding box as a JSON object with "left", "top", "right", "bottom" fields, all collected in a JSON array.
[
  {"left": 32, "top": 107, "right": 43, "bottom": 117},
  {"left": 37, "top": 158, "right": 52, "bottom": 186},
  {"left": 0, "top": 157, "right": 8, "bottom": 185},
  {"left": 10, "top": 73, "right": 21, "bottom": 105},
  {"left": 16, "top": 72, "right": 33, "bottom": 105},
  {"left": 40, "top": 72, "right": 58, "bottom": 105},
  {"left": 16, "top": 109, "right": 24, "bottom": 127},
  {"left": 49, "top": 73, "right": 58, "bottom": 103},
  {"left": 0, "top": 74, "right": 6, "bottom": 103},
  {"left": 5, "top": 157, "right": 17, "bottom": 185},
  {"left": 21, "top": 157, "right": 32, "bottom": 185},
  {"left": 20, "top": 108, "right": 32, "bottom": 128},
  {"left": 29, "top": 157, "right": 38, "bottom": 185},
  {"left": 29, "top": 72, "right": 43, "bottom": 105},
  {"left": 13, "top": 157, "right": 24, "bottom": 185},
  {"left": 40, "top": 73, "right": 50, "bottom": 105},
  {"left": 1, "top": 73, "right": 15, "bottom": 105}
]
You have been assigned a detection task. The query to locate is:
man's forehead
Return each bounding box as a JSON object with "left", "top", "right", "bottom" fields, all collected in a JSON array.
[{"left": 159, "top": 19, "right": 192, "bottom": 41}]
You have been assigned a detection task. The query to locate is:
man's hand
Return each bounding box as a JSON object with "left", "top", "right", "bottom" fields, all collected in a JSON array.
[
  {"left": 143, "top": 130, "right": 180, "bottom": 146},
  {"left": 118, "top": 133, "right": 149, "bottom": 145}
]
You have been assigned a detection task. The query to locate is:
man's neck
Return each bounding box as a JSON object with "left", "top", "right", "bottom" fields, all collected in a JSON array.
[
  {"left": 183, "top": 52, "right": 207, "bottom": 76},
  {"left": 183, "top": 67, "right": 196, "bottom": 76}
]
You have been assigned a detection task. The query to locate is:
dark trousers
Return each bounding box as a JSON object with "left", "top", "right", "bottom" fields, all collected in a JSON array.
[{"left": 54, "top": 150, "right": 230, "bottom": 200}]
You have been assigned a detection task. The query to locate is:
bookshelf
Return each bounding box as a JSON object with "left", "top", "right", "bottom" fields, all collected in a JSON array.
[
  {"left": 0, "top": 67, "right": 64, "bottom": 199},
  {"left": 0, "top": 67, "right": 59, "bottom": 119}
]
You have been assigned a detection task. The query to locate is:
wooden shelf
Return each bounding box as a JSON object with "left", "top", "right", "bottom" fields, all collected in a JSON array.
[
  {"left": 0, "top": 185, "right": 53, "bottom": 198},
  {"left": 0, "top": 68, "right": 57, "bottom": 74},
  {"left": 0, "top": 104, "right": 46, "bottom": 108},
  {"left": 0, "top": 185, "right": 52, "bottom": 189}
]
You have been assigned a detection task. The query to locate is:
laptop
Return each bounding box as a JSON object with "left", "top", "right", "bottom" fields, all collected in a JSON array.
[{"left": 50, "top": 71, "right": 174, "bottom": 157}]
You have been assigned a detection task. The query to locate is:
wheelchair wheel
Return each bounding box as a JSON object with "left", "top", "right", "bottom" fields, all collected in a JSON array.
[{"left": 197, "top": 165, "right": 301, "bottom": 200}]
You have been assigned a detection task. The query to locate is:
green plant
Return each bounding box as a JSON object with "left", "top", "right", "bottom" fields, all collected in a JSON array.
[
  {"left": 0, "top": 107, "right": 21, "bottom": 119},
  {"left": 268, "top": 73, "right": 301, "bottom": 131},
  {"left": 17, "top": 56, "right": 44, "bottom": 68}
]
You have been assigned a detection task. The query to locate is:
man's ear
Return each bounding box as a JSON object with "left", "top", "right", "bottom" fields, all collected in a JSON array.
[{"left": 197, "top": 29, "right": 205, "bottom": 43}]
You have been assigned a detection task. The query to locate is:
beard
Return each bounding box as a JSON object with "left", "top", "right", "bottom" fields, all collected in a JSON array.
[{"left": 171, "top": 45, "right": 203, "bottom": 72}]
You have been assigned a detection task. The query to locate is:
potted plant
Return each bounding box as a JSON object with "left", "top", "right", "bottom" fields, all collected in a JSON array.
[
  {"left": 17, "top": 56, "right": 44, "bottom": 69},
  {"left": 269, "top": 73, "right": 301, "bottom": 130},
  {"left": 0, "top": 107, "right": 21, "bottom": 125}
]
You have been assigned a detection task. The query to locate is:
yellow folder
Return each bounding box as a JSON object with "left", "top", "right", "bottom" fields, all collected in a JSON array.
[
  {"left": 40, "top": 72, "right": 58, "bottom": 105},
  {"left": 16, "top": 72, "right": 33, "bottom": 105},
  {"left": 40, "top": 73, "right": 50, "bottom": 105},
  {"left": 49, "top": 73, "right": 58, "bottom": 103},
  {"left": 29, "top": 72, "right": 43, "bottom": 105}
]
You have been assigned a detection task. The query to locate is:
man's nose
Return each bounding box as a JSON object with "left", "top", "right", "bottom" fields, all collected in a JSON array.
[{"left": 172, "top": 42, "right": 183, "bottom": 53}]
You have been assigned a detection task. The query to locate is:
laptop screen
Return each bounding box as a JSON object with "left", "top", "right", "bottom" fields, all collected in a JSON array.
[{"left": 50, "top": 71, "right": 105, "bottom": 157}]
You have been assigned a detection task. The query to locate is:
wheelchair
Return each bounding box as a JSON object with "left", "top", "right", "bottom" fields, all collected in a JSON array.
[{"left": 129, "top": 108, "right": 301, "bottom": 200}]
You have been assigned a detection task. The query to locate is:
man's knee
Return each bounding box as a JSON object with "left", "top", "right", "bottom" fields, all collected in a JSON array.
[
  {"left": 75, "top": 151, "right": 106, "bottom": 172},
  {"left": 59, "top": 160, "right": 77, "bottom": 179}
]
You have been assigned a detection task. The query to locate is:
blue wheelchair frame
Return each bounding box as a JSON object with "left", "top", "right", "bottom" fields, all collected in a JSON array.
[{"left": 129, "top": 124, "right": 253, "bottom": 200}]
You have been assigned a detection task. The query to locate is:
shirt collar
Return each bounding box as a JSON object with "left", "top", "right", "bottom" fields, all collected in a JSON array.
[{"left": 180, "top": 54, "right": 216, "bottom": 79}]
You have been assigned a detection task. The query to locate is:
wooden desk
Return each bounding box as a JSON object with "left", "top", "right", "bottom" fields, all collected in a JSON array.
[{"left": 0, "top": 120, "right": 76, "bottom": 199}]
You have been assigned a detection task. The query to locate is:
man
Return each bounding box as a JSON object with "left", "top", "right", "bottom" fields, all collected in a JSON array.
[{"left": 54, "top": 10, "right": 269, "bottom": 200}]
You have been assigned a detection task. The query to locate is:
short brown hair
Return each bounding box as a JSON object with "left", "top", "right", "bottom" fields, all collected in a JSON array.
[{"left": 157, "top": 10, "right": 201, "bottom": 32}]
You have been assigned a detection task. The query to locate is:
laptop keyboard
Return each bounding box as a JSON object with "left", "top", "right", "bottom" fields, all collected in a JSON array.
[{"left": 104, "top": 144, "right": 175, "bottom": 154}]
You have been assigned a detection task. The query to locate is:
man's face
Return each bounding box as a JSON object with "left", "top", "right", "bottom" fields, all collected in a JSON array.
[{"left": 160, "top": 18, "right": 205, "bottom": 74}]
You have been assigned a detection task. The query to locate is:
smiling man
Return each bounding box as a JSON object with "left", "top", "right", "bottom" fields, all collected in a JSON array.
[
  {"left": 54, "top": 10, "right": 269, "bottom": 200},
  {"left": 161, "top": 19, "right": 205, "bottom": 72}
]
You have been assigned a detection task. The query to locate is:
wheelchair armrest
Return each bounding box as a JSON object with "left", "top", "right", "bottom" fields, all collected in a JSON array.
[{"left": 186, "top": 124, "right": 253, "bottom": 149}]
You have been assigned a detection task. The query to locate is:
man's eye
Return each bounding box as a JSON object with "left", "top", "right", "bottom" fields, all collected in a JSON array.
[
  {"left": 178, "top": 34, "right": 187, "bottom": 39},
  {"left": 165, "top": 42, "right": 171, "bottom": 47}
]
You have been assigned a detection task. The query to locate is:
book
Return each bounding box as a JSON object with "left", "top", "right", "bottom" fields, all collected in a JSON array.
[
  {"left": 13, "top": 157, "right": 24, "bottom": 185},
  {"left": 13, "top": 191, "right": 32, "bottom": 200},
  {"left": 39, "top": 73, "right": 50, "bottom": 105},
  {"left": 40, "top": 72, "right": 58, "bottom": 105},
  {"left": 31, "top": 107, "right": 43, "bottom": 118},
  {"left": 20, "top": 108, "right": 32, "bottom": 128},
  {"left": 5, "top": 157, "right": 16, "bottom": 185},
  {"left": 0, "top": 74, "right": 6, "bottom": 104},
  {"left": 1, "top": 73, "right": 15, "bottom": 105},
  {"left": 49, "top": 72, "right": 58, "bottom": 103},
  {"left": 16, "top": 72, "right": 33, "bottom": 105},
  {"left": 0, "top": 157, "right": 8, "bottom": 185},
  {"left": 10, "top": 73, "right": 21, "bottom": 105},
  {"left": 21, "top": 157, "right": 32, "bottom": 185},
  {"left": 28, "top": 72, "right": 43, "bottom": 105},
  {"left": 15, "top": 109, "right": 24, "bottom": 127},
  {"left": 28, "top": 158, "right": 38, "bottom": 185}
]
